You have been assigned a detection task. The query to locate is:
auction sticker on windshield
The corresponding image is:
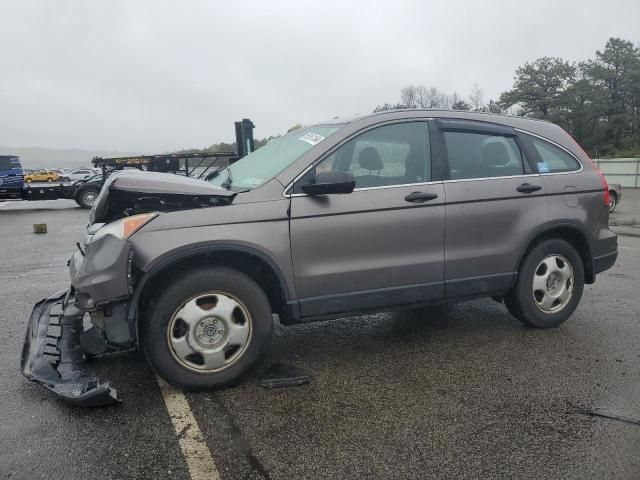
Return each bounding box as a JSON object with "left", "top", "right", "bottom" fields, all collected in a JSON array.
[{"left": 298, "top": 132, "right": 325, "bottom": 146}]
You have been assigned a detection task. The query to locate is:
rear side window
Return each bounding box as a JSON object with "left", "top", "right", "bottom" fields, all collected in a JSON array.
[
  {"left": 443, "top": 131, "right": 524, "bottom": 180},
  {"left": 531, "top": 138, "right": 581, "bottom": 173}
]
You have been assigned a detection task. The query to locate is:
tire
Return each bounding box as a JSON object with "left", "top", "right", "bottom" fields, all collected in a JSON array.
[
  {"left": 25, "top": 178, "right": 32, "bottom": 183},
  {"left": 142, "top": 267, "right": 273, "bottom": 390},
  {"left": 47, "top": 178, "right": 53, "bottom": 182},
  {"left": 75, "top": 187, "right": 100, "bottom": 208},
  {"left": 609, "top": 191, "right": 617, "bottom": 213},
  {"left": 505, "top": 239, "right": 584, "bottom": 328}
]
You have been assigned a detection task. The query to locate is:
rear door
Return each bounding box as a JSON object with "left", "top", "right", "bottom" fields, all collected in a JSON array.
[
  {"left": 437, "top": 119, "right": 549, "bottom": 298},
  {"left": 289, "top": 120, "right": 445, "bottom": 318}
]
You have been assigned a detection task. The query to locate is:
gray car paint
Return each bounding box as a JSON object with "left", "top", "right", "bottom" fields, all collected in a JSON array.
[{"left": 77, "top": 110, "right": 617, "bottom": 323}]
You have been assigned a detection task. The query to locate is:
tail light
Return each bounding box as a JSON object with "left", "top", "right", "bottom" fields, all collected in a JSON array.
[{"left": 596, "top": 168, "right": 610, "bottom": 207}]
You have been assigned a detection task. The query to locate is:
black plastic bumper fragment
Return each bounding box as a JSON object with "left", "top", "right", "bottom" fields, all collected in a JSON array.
[
  {"left": 20, "top": 290, "right": 120, "bottom": 406},
  {"left": 258, "top": 363, "right": 311, "bottom": 388}
]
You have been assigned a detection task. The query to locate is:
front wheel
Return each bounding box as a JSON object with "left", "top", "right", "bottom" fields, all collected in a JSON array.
[
  {"left": 142, "top": 267, "right": 273, "bottom": 390},
  {"left": 505, "top": 239, "right": 584, "bottom": 328}
]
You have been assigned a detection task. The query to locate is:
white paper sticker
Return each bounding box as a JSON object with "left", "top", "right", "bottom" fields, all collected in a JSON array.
[{"left": 298, "top": 132, "right": 325, "bottom": 146}]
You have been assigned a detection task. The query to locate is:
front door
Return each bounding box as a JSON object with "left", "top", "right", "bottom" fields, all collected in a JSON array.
[{"left": 289, "top": 121, "right": 445, "bottom": 318}]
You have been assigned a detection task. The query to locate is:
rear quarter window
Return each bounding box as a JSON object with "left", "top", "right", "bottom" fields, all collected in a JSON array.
[{"left": 531, "top": 138, "right": 581, "bottom": 173}]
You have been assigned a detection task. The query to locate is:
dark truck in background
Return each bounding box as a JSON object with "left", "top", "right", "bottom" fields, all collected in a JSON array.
[
  {"left": 0, "top": 155, "right": 24, "bottom": 199},
  {"left": 0, "top": 119, "right": 256, "bottom": 209},
  {"left": 0, "top": 155, "right": 105, "bottom": 208}
]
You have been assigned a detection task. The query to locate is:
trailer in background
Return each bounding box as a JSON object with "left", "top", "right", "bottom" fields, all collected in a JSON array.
[{"left": 0, "top": 118, "right": 255, "bottom": 209}]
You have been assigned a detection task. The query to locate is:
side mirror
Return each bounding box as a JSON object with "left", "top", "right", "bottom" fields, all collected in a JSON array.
[{"left": 300, "top": 171, "right": 356, "bottom": 195}]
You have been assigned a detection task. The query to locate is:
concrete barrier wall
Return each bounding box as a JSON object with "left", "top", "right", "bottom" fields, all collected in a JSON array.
[{"left": 593, "top": 158, "right": 640, "bottom": 188}]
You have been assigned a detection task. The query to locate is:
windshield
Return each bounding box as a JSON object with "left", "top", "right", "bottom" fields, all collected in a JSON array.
[
  {"left": 0, "top": 157, "right": 20, "bottom": 171},
  {"left": 209, "top": 125, "right": 341, "bottom": 190}
]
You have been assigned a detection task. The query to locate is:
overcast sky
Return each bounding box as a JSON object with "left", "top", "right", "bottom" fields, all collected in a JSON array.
[{"left": 1, "top": 0, "right": 639, "bottom": 153}]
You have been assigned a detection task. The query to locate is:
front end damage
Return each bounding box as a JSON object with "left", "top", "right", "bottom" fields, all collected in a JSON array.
[
  {"left": 20, "top": 170, "right": 236, "bottom": 405},
  {"left": 21, "top": 290, "right": 121, "bottom": 406},
  {"left": 21, "top": 234, "right": 137, "bottom": 406}
]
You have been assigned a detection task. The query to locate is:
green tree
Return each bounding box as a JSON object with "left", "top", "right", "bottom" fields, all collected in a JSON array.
[
  {"left": 584, "top": 38, "right": 640, "bottom": 152},
  {"left": 499, "top": 57, "right": 576, "bottom": 120}
]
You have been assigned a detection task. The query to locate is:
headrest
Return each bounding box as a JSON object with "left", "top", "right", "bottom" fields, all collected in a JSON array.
[
  {"left": 358, "top": 147, "right": 383, "bottom": 171},
  {"left": 482, "top": 142, "right": 510, "bottom": 167}
]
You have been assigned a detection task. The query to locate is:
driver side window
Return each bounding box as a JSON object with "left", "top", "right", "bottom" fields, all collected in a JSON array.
[{"left": 298, "top": 122, "right": 431, "bottom": 191}]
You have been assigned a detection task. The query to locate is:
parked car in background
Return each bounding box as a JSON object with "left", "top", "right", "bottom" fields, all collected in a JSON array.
[
  {"left": 24, "top": 170, "right": 60, "bottom": 183},
  {"left": 60, "top": 168, "right": 94, "bottom": 182},
  {"left": 608, "top": 183, "right": 622, "bottom": 213},
  {"left": 69, "top": 173, "right": 102, "bottom": 186},
  {"left": 21, "top": 110, "right": 618, "bottom": 405}
]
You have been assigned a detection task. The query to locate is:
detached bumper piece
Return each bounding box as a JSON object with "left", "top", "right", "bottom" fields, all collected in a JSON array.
[{"left": 20, "top": 290, "right": 120, "bottom": 406}]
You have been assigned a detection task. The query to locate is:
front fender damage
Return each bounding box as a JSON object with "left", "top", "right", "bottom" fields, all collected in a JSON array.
[{"left": 20, "top": 290, "right": 120, "bottom": 406}]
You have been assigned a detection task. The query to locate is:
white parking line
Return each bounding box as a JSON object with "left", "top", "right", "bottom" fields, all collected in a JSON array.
[
  {"left": 157, "top": 377, "right": 221, "bottom": 480},
  {"left": 620, "top": 245, "right": 640, "bottom": 252}
]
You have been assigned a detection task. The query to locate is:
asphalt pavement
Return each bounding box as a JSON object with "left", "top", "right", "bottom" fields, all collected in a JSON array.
[{"left": 1, "top": 198, "right": 639, "bottom": 479}]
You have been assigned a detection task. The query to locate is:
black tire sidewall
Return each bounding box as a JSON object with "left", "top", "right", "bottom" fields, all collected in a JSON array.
[
  {"left": 142, "top": 267, "right": 273, "bottom": 390},
  {"left": 609, "top": 192, "right": 617, "bottom": 213},
  {"left": 506, "top": 239, "right": 584, "bottom": 328},
  {"left": 77, "top": 188, "right": 99, "bottom": 208}
]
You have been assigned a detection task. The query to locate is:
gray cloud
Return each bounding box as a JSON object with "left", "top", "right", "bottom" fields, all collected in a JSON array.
[{"left": 1, "top": 0, "right": 639, "bottom": 152}]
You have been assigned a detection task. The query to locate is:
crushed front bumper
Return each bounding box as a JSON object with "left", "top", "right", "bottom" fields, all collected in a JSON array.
[{"left": 20, "top": 289, "right": 120, "bottom": 406}]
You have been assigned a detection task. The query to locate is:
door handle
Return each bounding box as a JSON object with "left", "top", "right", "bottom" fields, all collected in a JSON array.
[
  {"left": 404, "top": 191, "right": 438, "bottom": 203},
  {"left": 516, "top": 183, "right": 542, "bottom": 194}
]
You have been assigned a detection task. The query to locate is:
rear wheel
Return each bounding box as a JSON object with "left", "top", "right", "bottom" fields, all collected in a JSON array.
[
  {"left": 75, "top": 187, "right": 100, "bottom": 208},
  {"left": 47, "top": 177, "right": 53, "bottom": 182},
  {"left": 505, "top": 239, "right": 584, "bottom": 328},
  {"left": 142, "top": 267, "right": 273, "bottom": 390}
]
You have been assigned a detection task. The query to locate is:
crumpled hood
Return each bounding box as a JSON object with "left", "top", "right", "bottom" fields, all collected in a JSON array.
[{"left": 90, "top": 170, "right": 234, "bottom": 224}]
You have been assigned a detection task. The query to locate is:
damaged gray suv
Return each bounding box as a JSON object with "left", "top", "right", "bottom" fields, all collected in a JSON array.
[{"left": 22, "top": 110, "right": 618, "bottom": 405}]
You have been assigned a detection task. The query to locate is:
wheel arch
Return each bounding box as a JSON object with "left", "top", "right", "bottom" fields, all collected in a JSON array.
[
  {"left": 130, "top": 244, "right": 292, "bottom": 326},
  {"left": 515, "top": 223, "right": 594, "bottom": 285}
]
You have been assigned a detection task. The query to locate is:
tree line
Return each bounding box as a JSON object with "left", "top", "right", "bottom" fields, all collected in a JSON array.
[{"left": 374, "top": 37, "right": 640, "bottom": 158}]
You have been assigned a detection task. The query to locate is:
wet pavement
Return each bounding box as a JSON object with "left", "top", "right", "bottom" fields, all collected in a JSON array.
[
  {"left": 1, "top": 199, "right": 639, "bottom": 479},
  {"left": 610, "top": 187, "right": 640, "bottom": 237}
]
